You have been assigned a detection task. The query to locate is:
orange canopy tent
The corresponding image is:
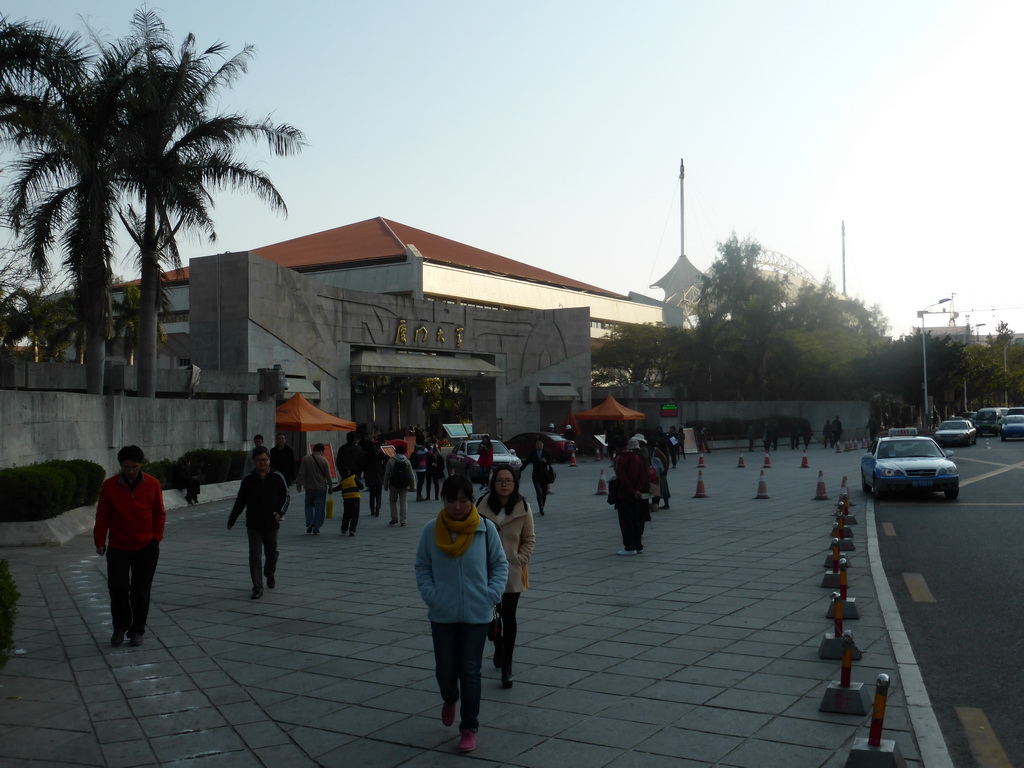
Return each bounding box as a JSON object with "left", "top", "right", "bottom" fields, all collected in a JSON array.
[
  {"left": 574, "top": 396, "right": 645, "bottom": 421},
  {"left": 275, "top": 393, "right": 355, "bottom": 432}
]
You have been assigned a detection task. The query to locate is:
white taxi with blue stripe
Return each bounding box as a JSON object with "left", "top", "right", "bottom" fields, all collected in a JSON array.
[{"left": 860, "top": 428, "right": 959, "bottom": 500}]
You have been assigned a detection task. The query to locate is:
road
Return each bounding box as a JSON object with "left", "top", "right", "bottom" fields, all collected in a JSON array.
[{"left": 873, "top": 436, "right": 1024, "bottom": 768}]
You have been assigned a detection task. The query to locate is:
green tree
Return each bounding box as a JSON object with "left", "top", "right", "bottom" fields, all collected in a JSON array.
[
  {"left": 0, "top": 18, "right": 138, "bottom": 392},
  {"left": 108, "top": 282, "right": 167, "bottom": 365},
  {"left": 118, "top": 9, "right": 305, "bottom": 398},
  {"left": 591, "top": 323, "right": 689, "bottom": 387}
]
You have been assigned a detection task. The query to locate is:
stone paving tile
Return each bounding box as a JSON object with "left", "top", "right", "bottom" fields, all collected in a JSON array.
[{"left": 0, "top": 454, "right": 928, "bottom": 767}]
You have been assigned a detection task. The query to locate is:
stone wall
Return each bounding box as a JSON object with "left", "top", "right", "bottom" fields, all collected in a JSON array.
[{"left": 0, "top": 390, "right": 273, "bottom": 471}]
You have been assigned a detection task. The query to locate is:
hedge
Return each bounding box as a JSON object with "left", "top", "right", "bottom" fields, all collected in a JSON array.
[
  {"left": 0, "top": 559, "right": 17, "bottom": 670},
  {"left": 0, "top": 460, "right": 105, "bottom": 523}
]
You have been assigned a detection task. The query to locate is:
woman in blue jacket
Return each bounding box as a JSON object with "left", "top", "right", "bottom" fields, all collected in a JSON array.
[{"left": 415, "top": 474, "right": 508, "bottom": 754}]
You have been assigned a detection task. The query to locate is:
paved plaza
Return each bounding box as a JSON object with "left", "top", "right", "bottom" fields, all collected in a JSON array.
[{"left": 0, "top": 446, "right": 949, "bottom": 767}]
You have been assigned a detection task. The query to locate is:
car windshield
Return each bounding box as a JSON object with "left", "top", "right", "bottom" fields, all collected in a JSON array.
[
  {"left": 465, "top": 440, "right": 512, "bottom": 456},
  {"left": 878, "top": 440, "right": 943, "bottom": 459},
  {"left": 938, "top": 421, "right": 969, "bottom": 430}
]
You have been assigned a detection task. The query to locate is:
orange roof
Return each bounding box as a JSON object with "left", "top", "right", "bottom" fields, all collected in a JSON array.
[{"left": 249, "top": 217, "right": 623, "bottom": 298}]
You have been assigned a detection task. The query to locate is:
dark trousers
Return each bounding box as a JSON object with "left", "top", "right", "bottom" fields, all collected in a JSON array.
[
  {"left": 416, "top": 471, "right": 428, "bottom": 498},
  {"left": 246, "top": 527, "right": 279, "bottom": 589},
  {"left": 494, "top": 592, "right": 521, "bottom": 672},
  {"left": 431, "top": 621, "right": 490, "bottom": 732},
  {"left": 532, "top": 477, "right": 548, "bottom": 513},
  {"left": 616, "top": 498, "right": 643, "bottom": 552},
  {"left": 367, "top": 484, "right": 382, "bottom": 516},
  {"left": 106, "top": 539, "right": 160, "bottom": 636},
  {"left": 341, "top": 497, "right": 360, "bottom": 532}
]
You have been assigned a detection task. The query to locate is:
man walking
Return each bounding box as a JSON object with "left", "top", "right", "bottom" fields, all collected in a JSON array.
[
  {"left": 228, "top": 445, "right": 290, "bottom": 599},
  {"left": 295, "top": 443, "right": 332, "bottom": 535},
  {"left": 94, "top": 445, "right": 166, "bottom": 647},
  {"left": 612, "top": 438, "right": 647, "bottom": 556},
  {"left": 384, "top": 442, "right": 415, "bottom": 526},
  {"left": 241, "top": 434, "right": 265, "bottom": 476},
  {"left": 269, "top": 433, "right": 296, "bottom": 486}
]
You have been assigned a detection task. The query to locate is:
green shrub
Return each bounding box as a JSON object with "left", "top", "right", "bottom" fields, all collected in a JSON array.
[
  {"left": 141, "top": 459, "right": 175, "bottom": 489},
  {"left": 0, "top": 460, "right": 106, "bottom": 522},
  {"left": 0, "top": 559, "right": 18, "bottom": 670},
  {"left": 183, "top": 449, "right": 242, "bottom": 483}
]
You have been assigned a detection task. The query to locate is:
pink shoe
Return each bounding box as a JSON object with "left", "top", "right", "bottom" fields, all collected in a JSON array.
[
  {"left": 441, "top": 700, "right": 456, "bottom": 727},
  {"left": 458, "top": 729, "right": 476, "bottom": 752}
]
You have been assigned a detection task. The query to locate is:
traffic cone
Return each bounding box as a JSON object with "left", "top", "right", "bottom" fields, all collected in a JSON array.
[
  {"left": 570, "top": 452, "right": 577, "bottom": 467},
  {"left": 595, "top": 469, "right": 607, "bottom": 495},
  {"left": 835, "top": 441, "right": 842, "bottom": 454},
  {"left": 754, "top": 470, "right": 770, "bottom": 499},
  {"left": 737, "top": 452, "right": 746, "bottom": 468},
  {"left": 763, "top": 452, "right": 772, "bottom": 469},
  {"left": 697, "top": 453, "right": 706, "bottom": 468},
  {"left": 861, "top": 438, "right": 868, "bottom": 449},
  {"left": 800, "top": 450, "right": 809, "bottom": 468},
  {"left": 813, "top": 470, "right": 829, "bottom": 500},
  {"left": 693, "top": 470, "right": 708, "bottom": 498}
]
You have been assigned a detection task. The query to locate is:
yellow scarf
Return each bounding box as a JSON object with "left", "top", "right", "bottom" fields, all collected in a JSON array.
[{"left": 433, "top": 505, "right": 482, "bottom": 558}]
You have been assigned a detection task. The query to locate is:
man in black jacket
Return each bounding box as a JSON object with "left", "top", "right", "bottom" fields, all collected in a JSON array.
[{"left": 228, "top": 446, "right": 290, "bottom": 599}]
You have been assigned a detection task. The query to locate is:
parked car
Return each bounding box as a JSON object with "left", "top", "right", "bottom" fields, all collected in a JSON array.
[
  {"left": 505, "top": 432, "right": 577, "bottom": 462},
  {"left": 1006, "top": 407, "right": 1024, "bottom": 418},
  {"left": 933, "top": 419, "right": 977, "bottom": 447},
  {"left": 447, "top": 438, "right": 522, "bottom": 483},
  {"left": 860, "top": 428, "right": 959, "bottom": 500},
  {"left": 974, "top": 407, "right": 1007, "bottom": 436},
  {"left": 1000, "top": 415, "right": 1024, "bottom": 440}
]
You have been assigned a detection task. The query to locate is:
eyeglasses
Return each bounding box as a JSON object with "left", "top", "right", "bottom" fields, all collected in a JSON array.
[
  {"left": 254, "top": 457, "right": 270, "bottom": 464},
  {"left": 494, "top": 478, "right": 514, "bottom": 484}
]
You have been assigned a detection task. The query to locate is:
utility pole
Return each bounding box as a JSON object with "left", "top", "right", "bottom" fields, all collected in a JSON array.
[{"left": 841, "top": 221, "right": 846, "bottom": 296}]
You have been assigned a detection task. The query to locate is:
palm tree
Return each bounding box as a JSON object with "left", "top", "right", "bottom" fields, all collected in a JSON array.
[
  {"left": 118, "top": 9, "right": 305, "bottom": 398},
  {"left": 0, "top": 19, "right": 138, "bottom": 393},
  {"left": 108, "top": 282, "right": 168, "bottom": 365}
]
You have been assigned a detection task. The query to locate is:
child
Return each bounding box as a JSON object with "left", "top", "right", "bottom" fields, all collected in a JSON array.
[{"left": 337, "top": 465, "right": 363, "bottom": 536}]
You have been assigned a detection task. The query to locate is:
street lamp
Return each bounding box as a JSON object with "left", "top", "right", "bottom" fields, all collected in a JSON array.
[{"left": 918, "top": 298, "right": 951, "bottom": 430}]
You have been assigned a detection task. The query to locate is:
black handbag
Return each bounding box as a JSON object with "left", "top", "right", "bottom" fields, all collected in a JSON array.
[{"left": 488, "top": 604, "right": 502, "bottom": 641}]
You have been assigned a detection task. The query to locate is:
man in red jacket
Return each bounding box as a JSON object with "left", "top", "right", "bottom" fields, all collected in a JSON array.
[{"left": 94, "top": 445, "right": 166, "bottom": 647}]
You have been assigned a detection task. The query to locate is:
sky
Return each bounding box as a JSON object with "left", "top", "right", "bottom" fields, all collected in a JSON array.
[{"left": 4, "top": 0, "right": 1023, "bottom": 338}]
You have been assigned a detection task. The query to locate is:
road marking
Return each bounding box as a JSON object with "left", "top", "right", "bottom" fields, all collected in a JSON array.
[
  {"left": 882, "top": 522, "right": 896, "bottom": 536},
  {"left": 955, "top": 707, "right": 1013, "bottom": 768},
  {"left": 903, "top": 572, "right": 936, "bottom": 603},
  {"left": 958, "top": 457, "right": 1024, "bottom": 488}
]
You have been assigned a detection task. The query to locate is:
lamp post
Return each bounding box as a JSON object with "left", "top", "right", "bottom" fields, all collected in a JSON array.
[{"left": 918, "top": 298, "right": 951, "bottom": 430}]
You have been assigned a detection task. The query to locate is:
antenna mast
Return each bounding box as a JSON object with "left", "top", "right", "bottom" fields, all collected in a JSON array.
[
  {"left": 679, "top": 159, "right": 685, "bottom": 259},
  {"left": 841, "top": 221, "right": 846, "bottom": 296}
]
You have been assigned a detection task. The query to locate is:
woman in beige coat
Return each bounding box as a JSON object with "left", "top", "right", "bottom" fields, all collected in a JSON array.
[{"left": 478, "top": 466, "right": 536, "bottom": 689}]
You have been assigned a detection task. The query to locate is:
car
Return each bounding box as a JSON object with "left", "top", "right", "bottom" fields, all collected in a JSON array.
[
  {"left": 974, "top": 407, "right": 1007, "bottom": 436},
  {"left": 961, "top": 411, "right": 977, "bottom": 424},
  {"left": 933, "top": 419, "right": 977, "bottom": 447},
  {"left": 1006, "top": 407, "right": 1024, "bottom": 418},
  {"left": 1000, "top": 415, "right": 1024, "bottom": 440},
  {"left": 505, "top": 432, "right": 578, "bottom": 462},
  {"left": 860, "top": 428, "right": 959, "bottom": 500},
  {"left": 447, "top": 438, "right": 522, "bottom": 483}
]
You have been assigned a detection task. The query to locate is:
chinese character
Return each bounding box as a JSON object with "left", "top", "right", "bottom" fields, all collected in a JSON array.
[
  {"left": 436, "top": 328, "right": 445, "bottom": 343},
  {"left": 395, "top": 320, "right": 407, "bottom": 344},
  {"left": 455, "top": 327, "right": 464, "bottom": 348},
  {"left": 414, "top": 325, "right": 428, "bottom": 342}
]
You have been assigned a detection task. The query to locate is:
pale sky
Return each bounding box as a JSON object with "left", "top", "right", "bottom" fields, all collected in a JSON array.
[{"left": 5, "top": 0, "right": 1023, "bottom": 338}]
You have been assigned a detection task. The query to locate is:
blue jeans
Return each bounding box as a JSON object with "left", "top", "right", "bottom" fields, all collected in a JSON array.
[
  {"left": 304, "top": 489, "right": 327, "bottom": 532},
  {"left": 430, "top": 622, "right": 490, "bottom": 732}
]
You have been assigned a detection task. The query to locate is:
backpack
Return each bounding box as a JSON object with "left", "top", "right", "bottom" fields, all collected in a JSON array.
[{"left": 390, "top": 459, "right": 413, "bottom": 490}]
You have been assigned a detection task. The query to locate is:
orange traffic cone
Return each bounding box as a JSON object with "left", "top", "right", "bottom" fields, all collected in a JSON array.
[
  {"left": 697, "top": 453, "right": 706, "bottom": 468},
  {"left": 693, "top": 470, "right": 708, "bottom": 498},
  {"left": 861, "top": 438, "right": 868, "bottom": 449},
  {"left": 835, "top": 441, "right": 842, "bottom": 454},
  {"left": 813, "top": 470, "right": 829, "bottom": 500},
  {"left": 570, "top": 452, "right": 577, "bottom": 467},
  {"left": 754, "top": 470, "right": 770, "bottom": 499},
  {"left": 595, "top": 469, "right": 608, "bottom": 495},
  {"left": 763, "top": 452, "right": 772, "bottom": 469},
  {"left": 737, "top": 452, "right": 746, "bottom": 468},
  {"left": 800, "top": 450, "right": 809, "bottom": 468}
]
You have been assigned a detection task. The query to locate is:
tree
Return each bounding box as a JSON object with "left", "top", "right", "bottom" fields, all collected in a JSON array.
[
  {"left": 108, "top": 282, "right": 167, "bottom": 365},
  {"left": 0, "top": 18, "right": 138, "bottom": 392},
  {"left": 118, "top": 9, "right": 305, "bottom": 398}
]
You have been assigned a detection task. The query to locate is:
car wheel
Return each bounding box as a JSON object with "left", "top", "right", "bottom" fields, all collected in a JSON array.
[
  {"left": 861, "top": 478, "right": 871, "bottom": 493},
  {"left": 945, "top": 487, "right": 959, "bottom": 500}
]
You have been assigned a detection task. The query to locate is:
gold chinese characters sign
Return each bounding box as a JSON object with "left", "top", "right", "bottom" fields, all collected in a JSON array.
[{"left": 395, "top": 320, "right": 464, "bottom": 348}]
